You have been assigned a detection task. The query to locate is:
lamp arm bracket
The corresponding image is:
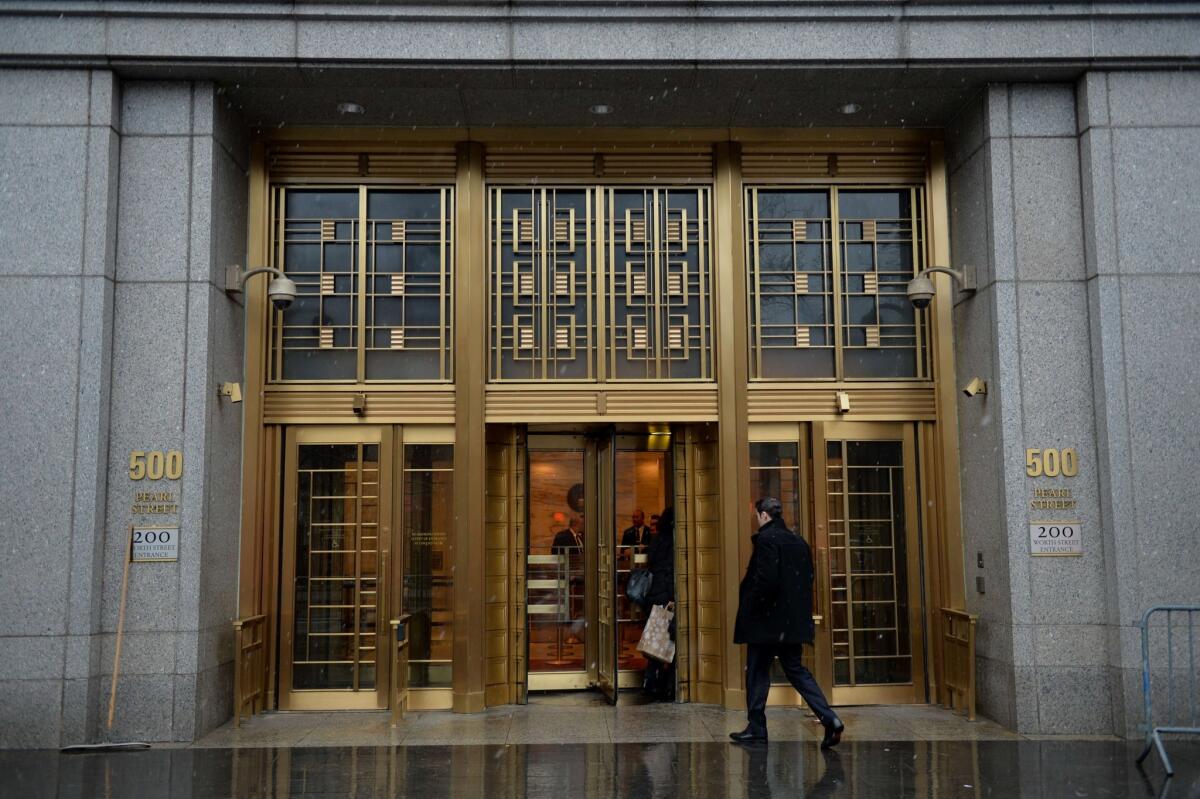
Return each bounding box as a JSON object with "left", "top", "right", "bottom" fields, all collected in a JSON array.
[
  {"left": 919, "top": 264, "right": 977, "bottom": 293},
  {"left": 225, "top": 264, "right": 286, "bottom": 294}
]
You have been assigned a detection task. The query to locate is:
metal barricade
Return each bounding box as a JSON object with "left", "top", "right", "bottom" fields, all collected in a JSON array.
[
  {"left": 232, "top": 614, "right": 267, "bottom": 728},
  {"left": 1136, "top": 606, "right": 1200, "bottom": 777},
  {"left": 940, "top": 608, "right": 978, "bottom": 721}
]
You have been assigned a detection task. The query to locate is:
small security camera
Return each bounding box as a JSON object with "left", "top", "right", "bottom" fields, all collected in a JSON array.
[
  {"left": 962, "top": 377, "right": 988, "bottom": 398},
  {"left": 906, "top": 274, "right": 935, "bottom": 309},
  {"left": 267, "top": 276, "right": 297, "bottom": 311}
]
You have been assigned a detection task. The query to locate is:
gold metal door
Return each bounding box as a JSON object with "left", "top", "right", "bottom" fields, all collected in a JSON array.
[
  {"left": 280, "top": 426, "right": 393, "bottom": 710},
  {"left": 526, "top": 435, "right": 590, "bottom": 691},
  {"left": 813, "top": 421, "right": 925, "bottom": 705},
  {"left": 595, "top": 431, "right": 618, "bottom": 703}
]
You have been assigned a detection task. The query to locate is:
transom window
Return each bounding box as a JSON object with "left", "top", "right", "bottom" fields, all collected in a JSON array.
[
  {"left": 268, "top": 186, "right": 454, "bottom": 383},
  {"left": 746, "top": 187, "right": 928, "bottom": 381},
  {"left": 488, "top": 185, "right": 713, "bottom": 382}
]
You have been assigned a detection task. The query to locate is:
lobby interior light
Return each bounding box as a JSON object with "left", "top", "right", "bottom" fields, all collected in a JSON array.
[
  {"left": 337, "top": 102, "right": 366, "bottom": 116},
  {"left": 589, "top": 104, "right": 613, "bottom": 115},
  {"left": 838, "top": 102, "right": 861, "bottom": 115}
]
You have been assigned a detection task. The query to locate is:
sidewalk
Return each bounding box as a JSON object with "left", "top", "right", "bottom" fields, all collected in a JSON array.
[{"left": 191, "top": 698, "right": 1047, "bottom": 749}]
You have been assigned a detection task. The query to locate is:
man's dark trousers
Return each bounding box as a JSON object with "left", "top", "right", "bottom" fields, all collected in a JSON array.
[{"left": 745, "top": 642, "right": 835, "bottom": 733}]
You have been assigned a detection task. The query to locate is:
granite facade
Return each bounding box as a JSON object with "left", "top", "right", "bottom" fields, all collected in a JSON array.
[
  {"left": 0, "top": 73, "right": 247, "bottom": 747},
  {"left": 950, "top": 72, "right": 1200, "bottom": 737},
  {"left": 0, "top": 3, "right": 1197, "bottom": 746}
]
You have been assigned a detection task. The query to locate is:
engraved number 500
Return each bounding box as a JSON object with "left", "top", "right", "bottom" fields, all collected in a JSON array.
[
  {"left": 1025, "top": 448, "right": 1079, "bottom": 478},
  {"left": 129, "top": 450, "right": 184, "bottom": 481}
]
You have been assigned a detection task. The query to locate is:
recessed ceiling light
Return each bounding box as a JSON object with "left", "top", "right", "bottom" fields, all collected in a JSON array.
[
  {"left": 337, "top": 102, "right": 366, "bottom": 116},
  {"left": 589, "top": 104, "right": 613, "bottom": 115},
  {"left": 839, "top": 103, "right": 861, "bottom": 115}
]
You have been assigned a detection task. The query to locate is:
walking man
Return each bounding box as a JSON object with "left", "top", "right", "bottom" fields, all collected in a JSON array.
[{"left": 730, "top": 497, "right": 844, "bottom": 748}]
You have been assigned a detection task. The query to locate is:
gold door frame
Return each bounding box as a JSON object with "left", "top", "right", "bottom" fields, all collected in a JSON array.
[
  {"left": 237, "top": 130, "right": 965, "bottom": 715},
  {"left": 814, "top": 420, "right": 925, "bottom": 706},
  {"left": 595, "top": 430, "right": 618, "bottom": 703},
  {"left": 279, "top": 425, "right": 393, "bottom": 711}
]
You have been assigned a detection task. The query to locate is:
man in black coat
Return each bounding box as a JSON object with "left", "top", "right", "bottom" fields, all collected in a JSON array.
[{"left": 730, "top": 497, "right": 844, "bottom": 748}]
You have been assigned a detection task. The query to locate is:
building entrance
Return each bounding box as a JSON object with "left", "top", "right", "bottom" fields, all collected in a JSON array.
[
  {"left": 525, "top": 430, "right": 675, "bottom": 702},
  {"left": 752, "top": 421, "right": 926, "bottom": 707},
  {"left": 276, "top": 425, "right": 455, "bottom": 712}
]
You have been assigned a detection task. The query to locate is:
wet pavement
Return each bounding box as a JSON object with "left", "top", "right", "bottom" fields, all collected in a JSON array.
[
  {"left": 7, "top": 702, "right": 1197, "bottom": 796},
  {"left": 4, "top": 738, "right": 1197, "bottom": 797}
]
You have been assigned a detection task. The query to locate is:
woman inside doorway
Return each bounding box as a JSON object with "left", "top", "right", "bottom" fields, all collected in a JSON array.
[{"left": 642, "top": 507, "right": 676, "bottom": 701}]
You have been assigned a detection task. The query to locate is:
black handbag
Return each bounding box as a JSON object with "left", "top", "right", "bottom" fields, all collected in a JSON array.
[{"left": 627, "top": 568, "right": 653, "bottom": 607}]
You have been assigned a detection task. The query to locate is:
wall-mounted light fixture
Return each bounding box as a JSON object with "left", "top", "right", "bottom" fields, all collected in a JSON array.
[
  {"left": 218, "top": 382, "right": 243, "bottom": 403},
  {"left": 905, "top": 265, "right": 977, "bottom": 309},
  {"left": 225, "top": 264, "right": 297, "bottom": 310},
  {"left": 961, "top": 377, "right": 988, "bottom": 398}
]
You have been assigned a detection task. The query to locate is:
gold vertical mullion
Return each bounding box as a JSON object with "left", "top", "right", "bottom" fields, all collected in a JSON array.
[
  {"left": 830, "top": 187, "right": 845, "bottom": 380},
  {"left": 537, "top": 189, "right": 547, "bottom": 380},
  {"left": 357, "top": 185, "right": 368, "bottom": 382},
  {"left": 591, "top": 187, "right": 603, "bottom": 382},
  {"left": 440, "top": 188, "right": 448, "bottom": 382},
  {"left": 657, "top": 188, "right": 667, "bottom": 379},
  {"left": 699, "top": 187, "right": 711, "bottom": 380},
  {"left": 606, "top": 189, "right": 617, "bottom": 379},
  {"left": 750, "top": 188, "right": 763, "bottom": 380},
  {"left": 911, "top": 186, "right": 925, "bottom": 379},
  {"left": 839, "top": 440, "right": 855, "bottom": 687},
  {"left": 352, "top": 444, "right": 363, "bottom": 691},
  {"left": 903, "top": 423, "right": 927, "bottom": 703}
]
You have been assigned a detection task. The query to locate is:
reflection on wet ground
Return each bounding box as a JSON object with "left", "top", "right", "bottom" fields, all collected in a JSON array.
[{"left": 4, "top": 739, "right": 1197, "bottom": 798}]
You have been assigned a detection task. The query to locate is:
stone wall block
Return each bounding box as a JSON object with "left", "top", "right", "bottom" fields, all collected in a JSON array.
[
  {"left": 68, "top": 276, "right": 115, "bottom": 636},
  {"left": 1011, "top": 137, "right": 1086, "bottom": 281},
  {"left": 0, "top": 680, "right": 63, "bottom": 748},
  {"left": 1121, "top": 275, "right": 1200, "bottom": 607},
  {"left": 121, "top": 82, "right": 192, "bottom": 136},
  {"left": 1010, "top": 84, "right": 1076, "bottom": 137},
  {"left": 96, "top": 673, "right": 174, "bottom": 742},
  {"left": 1079, "top": 128, "right": 1117, "bottom": 280},
  {"left": 1035, "top": 665, "right": 1115, "bottom": 734},
  {"left": 84, "top": 128, "right": 121, "bottom": 278},
  {"left": 946, "top": 92, "right": 985, "bottom": 174},
  {"left": 115, "top": 136, "right": 191, "bottom": 282},
  {"left": 0, "top": 127, "right": 87, "bottom": 276},
  {"left": 1075, "top": 72, "right": 1110, "bottom": 133},
  {"left": 1112, "top": 128, "right": 1200, "bottom": 275},
  {"left": 0, "top": 277, "right": 81, "bottom": 638},
  {"left": 984, "top": 141, "right": 1017, "bottom": 283},
  {"left": 1107, "top": 70, "right": 1200, "bottom": 128},
  {"left": 0, "top": 68, "right": 89, "bottom": 125},
  {"left": 89, "top": 70, "right": 119, "bottom": 131}
]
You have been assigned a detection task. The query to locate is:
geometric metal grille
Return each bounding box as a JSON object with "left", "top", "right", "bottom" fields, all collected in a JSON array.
[
  {"left": 746, "top": 186, "right": 928, "bottom": 380},
  {"left": 825, "top": 439, "right": 912, "bottom": 687},
  {"left": 488, "top": 187, "right": 594, "bottom": 380},
  {"left": 270, "top": 186, "right": 454, "bottom": 382},
  {"left": 487, "top": 185, "right": 713, "bottom": 382},
  {"left": 837, "top": 189, "right": 926, "bottom": 379},
  {"left": 291, "top": 443, "right": 380, "bottom": 691},
  {"left": 604, "top": 187, "right": 712, "bottom": 380},
  {"left": 746, "top": 188, "right": 836, "bottom": 378}
]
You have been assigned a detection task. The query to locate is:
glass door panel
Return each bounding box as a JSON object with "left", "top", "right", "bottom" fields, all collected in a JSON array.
[
  {"left": 816, "top": 422, "right": 924, "bottom": 705},
  {"left": 526, "top": 442, "right": 589, "bottom": 689},
  {"left": 402, "top": 444, "right": 454, "bottom": 691},
  {"left": 614, "top": 438, "right": 674, "bottom": 688},
  {"left": 280, "top": 427, "right": 392, "bottom": 710}
]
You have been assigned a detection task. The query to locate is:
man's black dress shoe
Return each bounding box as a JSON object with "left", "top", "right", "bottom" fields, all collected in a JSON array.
[
  {"left": 820, "top": 718, "right": 844, "bottom": 750},
  {"left": 729, "top": 727, "right": 768, "bottom": 743}
]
